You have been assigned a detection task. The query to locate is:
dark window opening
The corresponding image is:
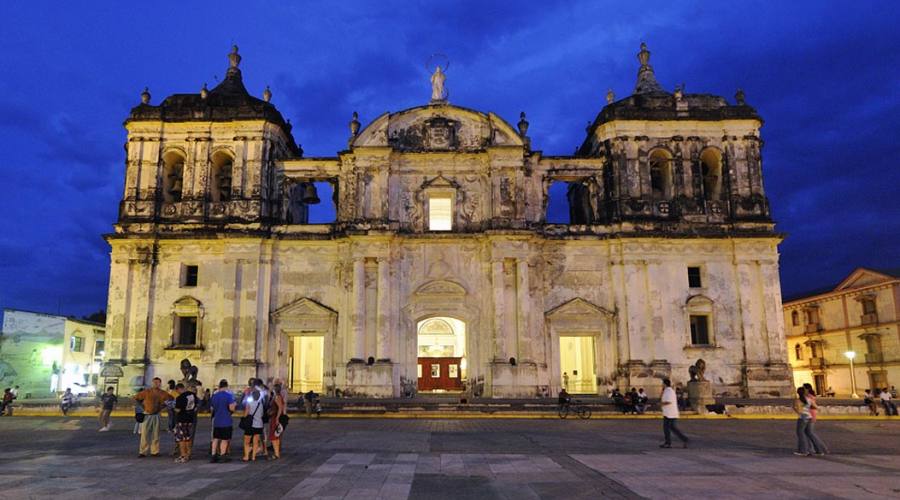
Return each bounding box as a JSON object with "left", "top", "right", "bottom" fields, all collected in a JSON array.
[
  {"left": 794, "top": 344, "right": 803, "bottom": 360},
  {"left": 70, "top": 336, "right": 85, "bottom": 352},
  {"left": 810, "top": 342, "right": 820, "bottom": 358},
  {"left": 176, "top": 316, "right": 198, "bottom": 346},
  {"left": 163, "top": 160, "right": 184, "bottom": 203},
  {"left": 791, "top": 311, "right": 799, "bottom": 326},
  {"left": 689, "top": 315, "right": 710, "bottom": 345},
  {"left": 687, "top": 267, "right": 702, "bottom": 288},
  {"left": 289, "top": 181, "right": 336, "bottom": 224},
  {"left": 862, "top": 299, "right": 876, "bottom": 315},
  {"left": 546, "top": 180, "right": 594, "bottom": 224},
  {"left": 183, "top": 265, "right": 198, "bottom": 287},
  {"left": 213, "top": 160, "right": 233, "bottom": 202}
]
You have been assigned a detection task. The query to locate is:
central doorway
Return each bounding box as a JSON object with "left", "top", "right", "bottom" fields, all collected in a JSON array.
[
  {"left": 559, "top": 335, "right": 597, "bottom": 394},
  {"left": 289, "top": 335, "right": 324, "bottom": 393},
  {"left": 417, "top": 317, "right": 466, "bottom": 392}
]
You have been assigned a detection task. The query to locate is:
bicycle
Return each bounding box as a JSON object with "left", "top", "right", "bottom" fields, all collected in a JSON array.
[{"left": 558, "top": 399, "right": 592, "bottom": 419}]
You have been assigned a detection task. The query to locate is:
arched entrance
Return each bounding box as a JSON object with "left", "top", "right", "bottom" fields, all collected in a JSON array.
[{"left": 417, "top": 317, "right": 466, "bottom": 392}]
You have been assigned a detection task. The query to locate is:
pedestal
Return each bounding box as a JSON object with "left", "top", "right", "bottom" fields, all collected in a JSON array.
[{"left": 687, "top": 380, "right": 714, "bottom": 414}]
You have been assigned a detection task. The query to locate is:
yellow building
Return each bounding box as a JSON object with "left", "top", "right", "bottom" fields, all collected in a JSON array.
[{"left": 784, "top": 268, "right": 899, "bottom": 396}]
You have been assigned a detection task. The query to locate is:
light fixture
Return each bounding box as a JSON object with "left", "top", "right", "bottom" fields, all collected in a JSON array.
[{"left": 845, "top": 350, "right": 858, "bottom": 398}]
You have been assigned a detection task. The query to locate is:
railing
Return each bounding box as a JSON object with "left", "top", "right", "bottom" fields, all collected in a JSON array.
[
  {"left": 808, "top": 357, "right": 826, "bottom": 370},
  {"left": 860, "top": 313, "right": 878, "bottom": 325},
  {"left": 804, "top": 323, "right": 821, "bottom": 334},
  {"left": 865, "top": 352, "right": 884, "bottom": 364}
]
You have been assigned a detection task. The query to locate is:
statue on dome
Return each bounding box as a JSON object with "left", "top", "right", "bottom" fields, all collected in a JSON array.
[{"left": 431, "top": 66, "right": 447, "bottom": 102}]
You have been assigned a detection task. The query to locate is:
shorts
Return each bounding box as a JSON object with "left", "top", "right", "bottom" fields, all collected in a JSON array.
[
  {"left": 174, "top": 422, "right": 193, "bottom": 442},
  {"left": 244, "top": 426, "right": 263, "bottom": 436},
  {"left": 212, "top": 426, "right": 233, "bottom": 440}
]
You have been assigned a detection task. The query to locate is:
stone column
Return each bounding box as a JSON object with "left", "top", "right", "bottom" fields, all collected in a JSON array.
[
  {"left": 376, "top": 257, "right": 391, "bottom": 361},
  {"left": 491, "top": 259, "right": 506, "bottom": 361},
  {"left": 351, "top": 258, "right": 366, "bottom": 360},
  {"left": 516, "top": 258, "right": 531, "bottom": 361}
]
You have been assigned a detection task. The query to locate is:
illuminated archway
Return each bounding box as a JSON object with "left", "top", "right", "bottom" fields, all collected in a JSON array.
[{"left": 416, "top": 316, "right": 466, "bottom": 392}]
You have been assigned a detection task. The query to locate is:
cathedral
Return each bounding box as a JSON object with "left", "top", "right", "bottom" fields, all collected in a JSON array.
[{"left": 104, "top": 44, "right": 792, "bottom": 399}]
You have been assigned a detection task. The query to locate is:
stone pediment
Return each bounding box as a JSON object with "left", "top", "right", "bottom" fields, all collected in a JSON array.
[
  {"left": 351, "top": 104, "right": 523, "bottom": 152},
  {"left": 271, "top": 297, "right": 337, "bottom": 319},
  {"left": 414, "top": 280, "right": 467, "bottom": 297},
  {"left": 834, "top": 268, "right": 897, "bottom": 291},
  {"left": 545, "top": 297, "right": 615, "bottom": 319}
]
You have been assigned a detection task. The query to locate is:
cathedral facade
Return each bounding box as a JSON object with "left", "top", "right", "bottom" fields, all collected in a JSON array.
[{"left": 104, "top": 45, "right": 792, "bottom": 398}]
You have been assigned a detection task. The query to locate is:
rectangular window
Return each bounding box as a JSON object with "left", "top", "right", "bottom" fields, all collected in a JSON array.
[
  {"left": 689, "top": 315, "right": 710, "bottom": 345},
  {"left": 94, "top": 340, "right": 105, "bottom": 356},
  {"left": 687, "top": 267, "right": 702, "bottom": 288},
  {"left": 449, "top": 364, "right": 459, "bottom": 378},
  {"left": 176, "top": 316, "right": 198, "bottom": 346},
  {"left": 70, "top": 336, "right": 84, "bottom": 352},
  {"left": 430, "top": 364, "right": 441, "bottom": 378},
  {"left": 182, "top": 265, "right": 198, "bottom": 287},
  {"left": 862, "top": 299, "right": 876, "bottom": 315},
  {"left": 428, "top": 194, "right": 452, "bottom": 231},
  {"left": 417, "top": 364, "right": 423, "bottom": 379}
]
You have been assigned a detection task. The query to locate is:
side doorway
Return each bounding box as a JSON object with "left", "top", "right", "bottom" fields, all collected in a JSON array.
[
  {"left": 559, "top": 336, "right": 597, "bottom": 394},
  {"left": 289, "top": 335, "right": 324, "bottom": 393}
]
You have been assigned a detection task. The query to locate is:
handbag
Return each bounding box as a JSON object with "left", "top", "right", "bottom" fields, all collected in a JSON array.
[
  {"left": 239, "top": 399, "right": 261, "bottom": 432},
  {"left": 278, "top": 413, "right": 289, "bottom": 428},
  {"left": 135, "top": 412, "right": 145, "bottom": 423}
]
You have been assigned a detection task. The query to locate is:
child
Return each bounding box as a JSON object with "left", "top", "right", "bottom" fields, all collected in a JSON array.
[{"left": 133, "top": 397, "right": 145, "bottom": 434}]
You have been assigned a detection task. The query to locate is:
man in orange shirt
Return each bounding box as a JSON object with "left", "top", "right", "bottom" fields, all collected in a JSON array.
[{"left": 134, "top": 377, "right": 173, "bottom": 457}]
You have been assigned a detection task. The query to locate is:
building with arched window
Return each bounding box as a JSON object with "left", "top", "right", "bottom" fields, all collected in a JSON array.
[{"left": 103, "top": 44, "right": 792, "bottom": 398}]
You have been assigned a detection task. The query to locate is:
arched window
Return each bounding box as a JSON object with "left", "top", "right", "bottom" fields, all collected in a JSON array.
[
  {"left": 210, "top": 151, "right": 233, "bottom": 202},
  {"left": 685, "top": 295, "right": 715, "bottom": 346},
  {"left": 699, "top": 149, "right": 723, "bottom": 200},
  {"left": 648, "top": 149, "right": 673, "bottom": 199},
  {"left": 161, "top": 151, "right": 185, "bottom": 203},
  {"left": 791, "top": 310, "right": 799, "bottom": 326},
  {"left": 794, "top": 343, "right": 803, "bottom": 360}
]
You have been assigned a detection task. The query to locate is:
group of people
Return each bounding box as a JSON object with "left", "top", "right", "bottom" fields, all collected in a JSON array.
[
  {"left": 126, "top": 376, "right": 290, "bottom": 463},
  {"left": 610, "top": 387, "right": 649, "bottom": 414},
  {"left": 863, "top": 387, "right": 897, "bottom": 416}
]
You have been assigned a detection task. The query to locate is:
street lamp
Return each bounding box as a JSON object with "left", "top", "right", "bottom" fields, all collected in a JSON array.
[{"left": 844, "top": 351, "right": 858, "bottom": 398}]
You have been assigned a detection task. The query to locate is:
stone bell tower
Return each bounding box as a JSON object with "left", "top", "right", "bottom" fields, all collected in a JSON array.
[{"left": 105, "top": 46, "right": 299, "bottom": 389}]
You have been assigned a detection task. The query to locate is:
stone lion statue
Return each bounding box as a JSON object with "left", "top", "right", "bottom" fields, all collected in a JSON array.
[{"left": 688, "top": 359, "right": 707, "bottom": 382}]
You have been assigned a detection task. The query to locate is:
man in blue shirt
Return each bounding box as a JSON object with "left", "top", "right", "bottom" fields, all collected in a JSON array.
[{"left": 209, "top": 379, "right": 236, "bottom": 463}]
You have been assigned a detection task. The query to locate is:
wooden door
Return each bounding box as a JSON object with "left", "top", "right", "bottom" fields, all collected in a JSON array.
[{"left": 417, "top": 357, "right": 462, "bottom": 391}]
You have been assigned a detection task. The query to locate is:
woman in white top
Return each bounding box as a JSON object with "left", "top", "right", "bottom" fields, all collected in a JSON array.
[{"left": 242, "top": 389, "right": 265, "bottom": 461}]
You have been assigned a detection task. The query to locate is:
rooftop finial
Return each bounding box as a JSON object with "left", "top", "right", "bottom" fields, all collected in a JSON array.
[
  {"left": 735, "top": 88, "right": 746, "bottom": 105},
  {"left": 634, "top": 42, "right": 665, "bottom": 94},
  {"left": 200, "top": 83, "right": 208, "bottom": 99},
  {"left": 263, "top": 85, "right": 272, "bottom": 102},
  {"left": 517, "top": 112, "right": 529, "bottom": 137},
  {"left": 638, "top": 42, "right": 651, "bottom": 67},
  {"left": 140, "top": 87, "right": 150, "bottom": 104},
  {"left": 606, "top": 88, "right": 615, "bottom": 104},
  {"left": 349, "top": 111, "right": 361, "bottom": 136},
  {"left": 228, "top": 45, "right": 241, "bottom": 69}
]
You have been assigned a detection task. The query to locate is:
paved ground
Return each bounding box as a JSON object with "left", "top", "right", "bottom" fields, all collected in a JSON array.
[{"left": 0, "top": 417, "right": 898, "bottom": 499}]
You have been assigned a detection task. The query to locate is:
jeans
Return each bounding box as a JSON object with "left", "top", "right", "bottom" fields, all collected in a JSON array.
[
  {"left": 140, "top": 413, "right": 161, "bottom": 455},
  {"left": 806, "top": 419, "right": 828, "bottom": 454},
  {"left": 883, "top": 401, "right": 898, "bottom": 416},
  {"left": 663, "top": 417, "right": 688, "bottom": 444}
]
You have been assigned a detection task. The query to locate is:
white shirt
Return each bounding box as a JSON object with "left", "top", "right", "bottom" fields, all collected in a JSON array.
[
  {"left": 661, "top": 387, "right": 679, "bottom": 418},
  {"left": 882, "top": 392, "right": 892, "bottom": 401}
]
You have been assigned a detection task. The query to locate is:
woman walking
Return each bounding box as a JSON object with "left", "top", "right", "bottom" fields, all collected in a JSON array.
[
  {"left": 241, "top": 389, "right": 265, "bottom": 462},
  {"left": 267, "top": 383, "right": 286, "bottom": 459},
  {"left": 802, "top": 383, "right": 829, "bottom": 455},
  {"left": 793, "top": 387, "right": 813, "bottom": 456}
]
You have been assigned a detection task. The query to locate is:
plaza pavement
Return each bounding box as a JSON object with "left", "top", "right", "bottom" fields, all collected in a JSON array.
[{"left": 0, "top": 417, "right": 897, "bottom": 499}]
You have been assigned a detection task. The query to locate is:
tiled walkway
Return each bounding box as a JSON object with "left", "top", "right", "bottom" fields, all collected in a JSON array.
[{"left": 0, "top": 417, "right": 898, "bottom": 499}]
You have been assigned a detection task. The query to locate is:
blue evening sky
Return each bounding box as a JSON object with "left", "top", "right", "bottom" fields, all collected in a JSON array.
[{"left": 0, "top": 1, "right": 897, "bottom": 317}]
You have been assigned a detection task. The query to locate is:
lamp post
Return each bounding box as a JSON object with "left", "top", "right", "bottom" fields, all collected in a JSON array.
[{"left": 844, "top": 351, "right": 858, "bottom": 398}]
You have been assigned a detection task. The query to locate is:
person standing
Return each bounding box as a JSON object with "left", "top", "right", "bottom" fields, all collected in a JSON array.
[
  {"left": 134, "top": 377, "right": 173, "bottom": 458},
  {"left": 241, "top": 389, "right": 265, "bottom": 462},
  {"left": 659, "top": 378, "right": 689, "bottom": 448},
  {"left": 1, "top": 388, "right": 13, "bottom": 416},
  {"left": 210, "top": 379, "right": 236, "bottom": 463},
  {"left": 165, "top": 380, "right": 178, "bottom": 434},
  {"left": 801, "top": 383, "right": 829, "bottom": 455},
  {"left": 793, "top": 387, "right": 813, "bottom": 456},
  {"left": 881, "top": 387, "right": 898, "bottom": 416},
  {"left": 172, "top": 383, "right": 197, "bottom": 463},
  {"left": 268, "top": 383, "right": 286, "bottom": 460},
  {"left": 98, "top": 387, "right": 117, "bottom": 431}
]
